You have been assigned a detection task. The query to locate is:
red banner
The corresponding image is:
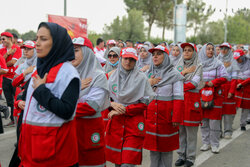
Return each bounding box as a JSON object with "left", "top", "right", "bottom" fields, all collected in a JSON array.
[{"left": 48, "top": 14, "right": 87, "bottom": 38}]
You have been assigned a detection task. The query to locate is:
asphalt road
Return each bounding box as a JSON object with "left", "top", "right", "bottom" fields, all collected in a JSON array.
[{"left": 0, "top": 108, "right": 249, "bottom": 167}]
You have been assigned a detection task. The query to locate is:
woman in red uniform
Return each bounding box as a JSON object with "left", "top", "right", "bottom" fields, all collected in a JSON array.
[
  {"left": 233, "top": 49, "right": 250, "bottom": 131},
  {"left": 217, "top": 42, "right": 240, "bottom": 138},
  {"left": 12, "top": 40, "right": 37, "bottom": 122},
  {"left": 143, "top": 45, "right": 184, "bottom": 167},
  {"left": 72, "top": 37, "right": 110, "bottom": 167},
  {"left": 105, "top": 47, "right": 154, "bottom": 167},
  {"left": 198, "top": 43, "right": 228, "bottom": 154},
  {"left": 18, "top": 22, "right": 80, "bottom": 167},
  {"left": 175, "top": 43, "right": 202, "bottom": 167}
]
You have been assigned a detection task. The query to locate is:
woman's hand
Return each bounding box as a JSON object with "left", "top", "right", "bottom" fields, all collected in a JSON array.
[
  {"left": 108, "top": 70, "right": 116, "bottom": 78},
  {"left": 236, "top": 83, "right": 242, "bottom": 90},
  {"left": 108, "top": 110, "right": 120, "bottom": 119},
  {"left": 207, "top": 81, "right": 214, "bottom": 87},
  {"left": 141, "top": 65, "right": 150, "bottom": 72},
  {"left": 149, "top": 75, "right": 161, "bottom": 86},
  {"left": 182, "top": 66, "right": 196, "bottom": 75},
  {"left": 227, "top": 93, "right": 233, "bottom": 99},
  {"left": 172, "top": 122, "right": 180, "bottom": 127},
  {"left": 224, "top": 62, "right": 231, "bottom": 68},
  {"left": 23, "top": 66, "right": 35, "bottom": 76},
  {"left": 18, "top": 100, "right": 26, "bottom": 110},
  {"left": 111, "top": 102, "right": 126, "bottom": 114},
  {"left": 81, "top": 78, "right": 92, "bottom": 90},
  {"left": 32, "top": 73, "right": 48, "bottom": 89}
]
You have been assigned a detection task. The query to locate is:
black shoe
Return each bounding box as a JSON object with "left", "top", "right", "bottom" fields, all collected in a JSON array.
[
  {"left": 184, "top": 160, "right": 194, "bottom": 167},
  {"left": 241, "top": 126, "right": 246, "bottom": 131},
  {"left": 2, "top": 106, "right": 10, "bottom": 119},
  {"left": 175, "top": 159, "right": 185, "bottom": 166},
  {"left": 247, "top": 121, "right": 250, "bottom": 125}
]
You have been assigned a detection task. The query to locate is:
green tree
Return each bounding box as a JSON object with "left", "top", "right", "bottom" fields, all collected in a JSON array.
[
  {"left": 88, "top": 31, "right": 103, "bottom": 47},
  {"left": 186, "top": 0, "right": 214, "bottom": 38},
  {"left": 227, "top": 9, "right": 250, "bottom": 44},
  {"left": 5, "top": 29, "right": 20, "bottom": 37},
  {"left": 21, "top": 31, "right": 37, "bottom": 41},
  {"left": 103, "top": 9, "right": 145, "bottom": 42},
  {"left": 124, "top": 0, "right": 161, "bottom": 39},
  {"left": 195, "top": 20, "right": 224, "bottom": 44}
]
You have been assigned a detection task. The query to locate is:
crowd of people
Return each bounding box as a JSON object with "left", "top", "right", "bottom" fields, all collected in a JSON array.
[{"left": 0, "top": 22, "right": 249, "bottom": 167}]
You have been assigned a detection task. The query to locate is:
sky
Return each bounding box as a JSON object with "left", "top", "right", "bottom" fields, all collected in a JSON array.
[{"left": 0, "top": 0, "right": 249, "bottom": 40}]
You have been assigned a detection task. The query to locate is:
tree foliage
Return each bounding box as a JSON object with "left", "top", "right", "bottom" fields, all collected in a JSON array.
[
  {"left": 21, "top": 31, "right": 37, "bottom": 41},
  {"left": 186, "top": 0, "right": 214, "bottom": 37},
  {"left": 103, "top": 9, "right": 145, "bottom": 42},
  {"left": 124, "top": 0, "right": 161, "bottom": 39}
]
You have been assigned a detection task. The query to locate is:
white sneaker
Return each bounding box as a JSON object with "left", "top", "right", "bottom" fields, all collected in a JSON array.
[
  {"left": 200, "top": 144, "right": 211, "bottom": 151},
  {"left": 224, "top": 134, "right": 232, "bottom": 139},
  {"left": 211, "top": 146, "right": 220, "bottom": 154}
]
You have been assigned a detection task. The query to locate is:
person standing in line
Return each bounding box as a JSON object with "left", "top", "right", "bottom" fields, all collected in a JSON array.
[
  {"left": 175, "top": 43, "right": 203, "bottom": 167},
  {"left": 102, "top": 47, "right": 121, "bottom": 129},
  {"left": 94, "top": 38, "right": 106, "bottom": 65},
  {"left": 12, "top": 40, "right": 37, "bottom": 123},
  {"left": 143, "top": 45, "right": 184, "bottom": 167},
  {"left": 217, "top": 42, "right": 240, "bottom": 139},
  {"left": 105, "top": 47, "right": 154, "bottom": 167},
  {"left": 199, "top": 43, "right": 228, "bottom": 154},
  {"left": 137, "top": 45, "right": 152, "bottom": 72},
  {"left": 169, "top": 44, "right": 183, "bottom": 67},
  {"left": 233, "top": 49, "right": 250, "bottom": 131},
  {"left": 72, "top": 37, "right": 110, "bottom": 167},
  {"left": 0, "top": 32, "right": 21, "bottom": 126},
  {"left": 18, "top": 22, "right": 80, "bottom": 167}
]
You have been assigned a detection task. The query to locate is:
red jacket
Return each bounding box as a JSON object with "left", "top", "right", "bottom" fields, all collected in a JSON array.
[{"left": 106, "top": 103, "right": 147, "bottom": 165}]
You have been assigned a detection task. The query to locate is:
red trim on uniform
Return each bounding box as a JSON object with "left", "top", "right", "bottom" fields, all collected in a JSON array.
[
  {"left": 229, "top": 79, "right": 237, "bottom": 94},
  {"left": 105, "top": 73, "right": 109, "bottom": 79},
  {"left": 46, "top": 63, "right": 64, "bottom": 83},
  {"left": 240, "top": 78, "right": 250, "bottom": 87},
  {"left": 12, "top": 73, "right": 25, "bottom": 87},
  {"left": 31, "top": 71, "right": 38, "bottom": 78},
  {"left": 210, "top": 77, "right": 227, "bottom": 87},
  {"left": 75, "top": 102, "right": 96, "bottom": 118},
  {"left": 125, "top": 103, "right": 147, "bottom": 116},
  {"left": 172, "top": 100, "right": 184, "bottom": 123},
  {"left": 184, "top": 82, "right": 196, "bottom": 92}
]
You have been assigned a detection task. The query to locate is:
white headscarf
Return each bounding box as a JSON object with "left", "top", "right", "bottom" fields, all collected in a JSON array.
[
  {"left": 169, "top": 44, "right": 183, "bottom": 66},
  {"left": 137, "top": 45, "right": 152, "bottom": 69},
  {"left": 176, "top": 49, "right": 202, "bottom": 82},
  {"left": 199, "top": 43, "right": 223, "bottom": 72},
  {"left": 76, "top": 46, "right": 110, "bottom": 110},
  {"left": 147, "top": 52, "right": 184, "bottom": 88},
  {"left": 15, "top": 49, "right": 37, "bottom": 82},
  {"left": 109, "top": 58, "right": 155, "bottom": 105},
  {"left": 218, "top": 49, "right": 240, "bottom": 73},
  {"left": 103, "top": 47, "right": 120, "bottom": 73},
  {"left": 237, "top": 55, "right": 250, "bottom": 72}
]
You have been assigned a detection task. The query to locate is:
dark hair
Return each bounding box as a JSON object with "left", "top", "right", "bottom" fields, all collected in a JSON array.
[
  {"left": 96, "top": 38, "right": 104, "bottom": 46},
  {"left": 126, "top": 39, "right": 133, "bottom": 44},
  {"left": 38, "top": 22, "right": 52, "bottom": 39},
  {"left": 12, "top": 33, "right": 18, "bottom": 39}
]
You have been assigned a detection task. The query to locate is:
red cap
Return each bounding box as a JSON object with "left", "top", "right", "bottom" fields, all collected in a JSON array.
[
  {"left": 121, "top": 47, "right": 138, "bottom": 60},
  {"left": 137, "top": 44, "right": 144, "bottom": 50},
  {"left": 20, "top": 40, "right": 36, "bottom": 49},
  {"left": 233, "top": 49, "right": 245, "bottom": 60},
  {"left": 181, "top": 43, "right": 197, "bottom": 52},
  {"left": 72, "top": 37, "right": 94, "bottom": 51},
  {"left": 1, "top": 32, "right": 13, "bottom": 38},
  {"left": 220, "top": 42, "right": 232, "bottom": 49},
  {"left": 107, "top": 39, "right": 116, "bottom": 45},
  {"left": 148, "top": 45, "right": 169, "bottom": 55}
]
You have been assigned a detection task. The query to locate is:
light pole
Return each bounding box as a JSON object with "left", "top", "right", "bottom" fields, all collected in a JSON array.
[
  {"left": 224, "top": 0, "right": 228, "bottom": 42},
  {"left": 64, "top": 0, "right": 67, "bottom": 16},
  {"left": 173, "top": 0, "right": 177, "bottom": 44}
]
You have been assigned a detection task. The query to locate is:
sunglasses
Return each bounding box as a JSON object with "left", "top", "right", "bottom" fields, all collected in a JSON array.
[
  {"left": 108, "top": 54, "right": 118, "bottom": 58},
  {"left": 220, "top": 47, "right": 229, "bottom": 50}
]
